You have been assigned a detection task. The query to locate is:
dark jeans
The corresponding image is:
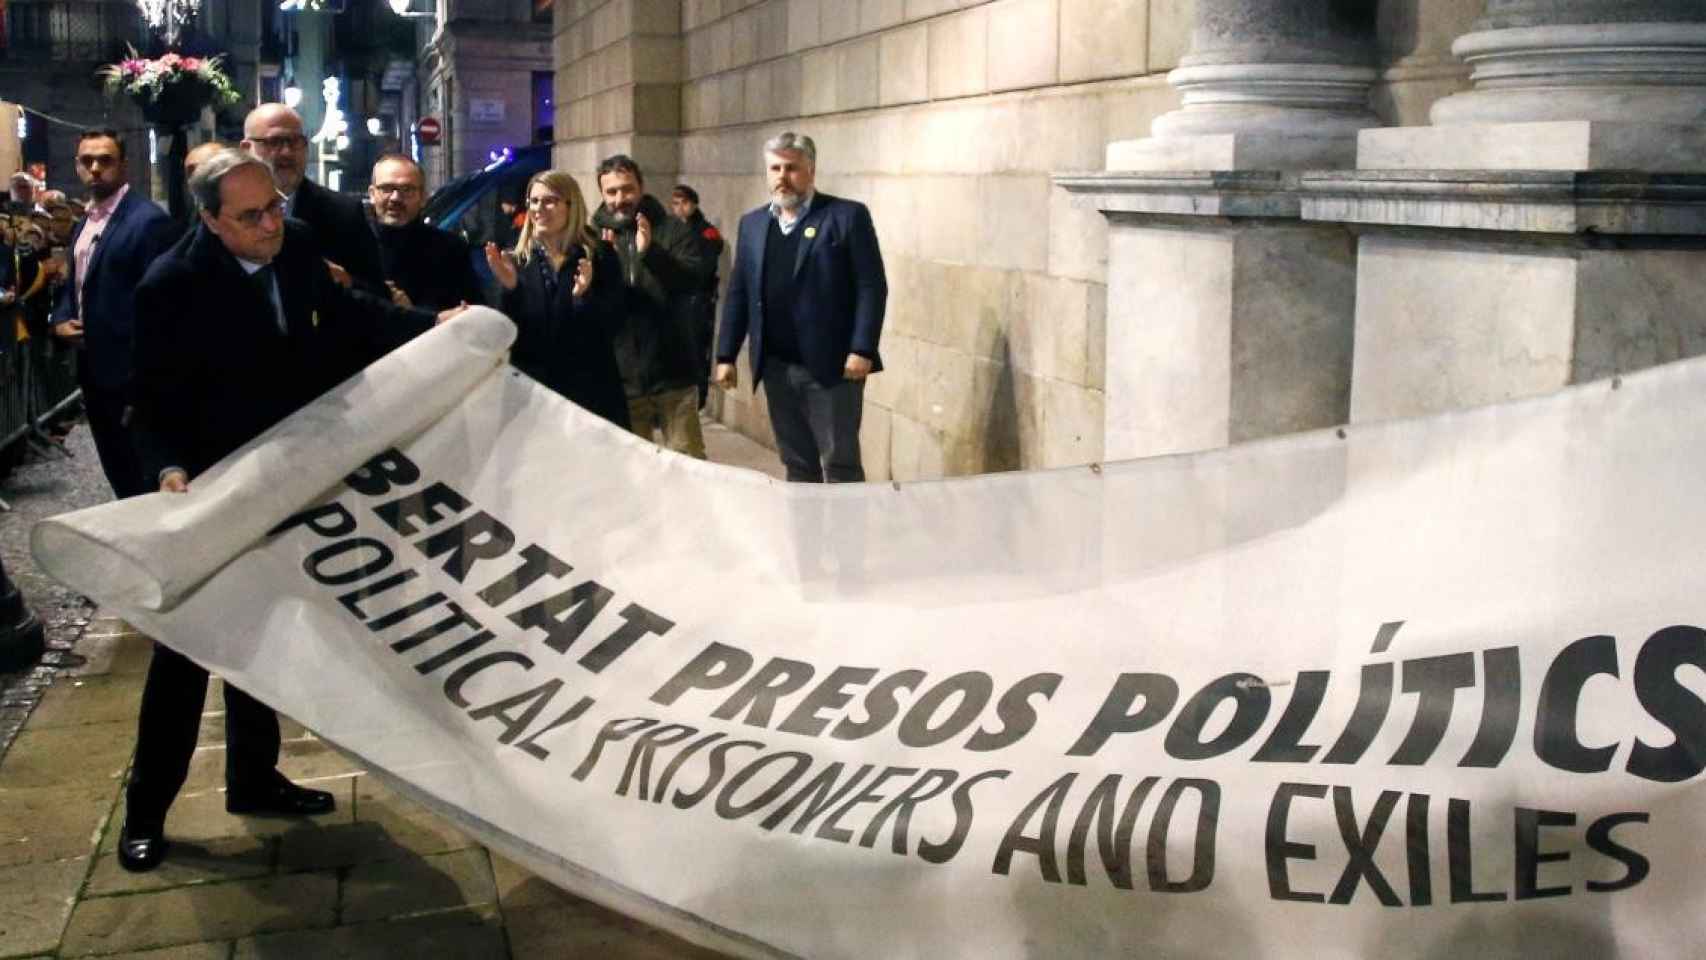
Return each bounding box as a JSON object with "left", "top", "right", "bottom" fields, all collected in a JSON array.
[
  {"left": 82, "top": 382, "right": 150, "bottom": 499},
  {"left": 761, "top": 360, "right": 865, "bottom": 483},
  {"left": 125, "top": 643, "right": 282, "bottom": 827}
]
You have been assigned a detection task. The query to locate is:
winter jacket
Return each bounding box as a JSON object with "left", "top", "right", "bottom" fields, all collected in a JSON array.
[{"left": 590, "top": 194, "right": 714, "bottom": 398}]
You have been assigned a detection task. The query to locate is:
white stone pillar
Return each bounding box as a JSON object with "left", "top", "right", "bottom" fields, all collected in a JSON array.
[
  {"left": 1064, "top": 0, "right": 1378, "bottom": 461},
  {"left": 1363, "top": 0, "right": 1706, "bottom": 170},
  {"left": 1309, "top": 0, "right": 1706, "bottom": 425}
]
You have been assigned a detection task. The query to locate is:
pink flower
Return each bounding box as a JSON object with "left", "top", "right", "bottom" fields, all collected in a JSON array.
[{"left": 182, "top": 57, "right": 201, "bottom": 71}]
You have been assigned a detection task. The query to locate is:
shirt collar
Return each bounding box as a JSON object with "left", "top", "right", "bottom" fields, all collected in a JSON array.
[
  {"left": 235, "top": 255, "right": 269, "bottom": 275},
  {"left": 86, "top": 183, "right": 130, "bottom": 223}
]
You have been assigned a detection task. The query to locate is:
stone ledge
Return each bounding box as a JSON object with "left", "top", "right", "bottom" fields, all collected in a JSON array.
[
  {"left": 1360, "top": 120, "right": 1706, "bottom": 173},
  {"left": 1054, "top": 171, "right": 1300, "bottom": 219},
  {"left": 1300, "top": 170, "right": 1706, "bottom": 235},
  {"left": 1106, "top": 130, "right": 1360, "bottom": 173}
]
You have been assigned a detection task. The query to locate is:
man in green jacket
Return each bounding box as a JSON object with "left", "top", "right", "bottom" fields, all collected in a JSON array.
[{"left": 592, "top": 154, "right": 715, "bottom": 457}]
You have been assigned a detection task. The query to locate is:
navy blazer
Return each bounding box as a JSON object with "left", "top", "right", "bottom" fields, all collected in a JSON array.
[
  {"left": 50, "top": 188, "right": 177, "bottom": 389},
  {"left": 717, "top": 192, "right": 887, "bottom": 388}
]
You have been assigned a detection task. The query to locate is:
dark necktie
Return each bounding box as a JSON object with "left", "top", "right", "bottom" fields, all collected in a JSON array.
[{"left": 251, "top": 263, "right": 284, "bottom": 333}]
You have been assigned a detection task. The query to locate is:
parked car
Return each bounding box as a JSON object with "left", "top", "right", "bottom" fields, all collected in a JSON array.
[
  {"left": 421, "top": 144, "right": 553, "bottom": 301},
  {"left": 422, "top": 144, "right": 551, "bottom": 243}
]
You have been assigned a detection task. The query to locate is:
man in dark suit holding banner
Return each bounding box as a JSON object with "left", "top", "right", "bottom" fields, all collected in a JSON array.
[
  {"left": 715, "top": 132, "right": 887, "bottom": 483},
  {"left": 49, "top": 129, "right": 178, "bottom": 498},
  {"left": 115, "top": 149, "right": 454, "bottom": 873}
]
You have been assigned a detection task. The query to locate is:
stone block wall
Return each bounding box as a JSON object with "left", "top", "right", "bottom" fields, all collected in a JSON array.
[
  {"left": 555, "top": 0, "right": 687, "bottom": 186},
  {"left": 551, "top": 0, "right": 1477, "bottom": 479},
  {"left": 447, "top": 27, "right": 555, "bottom": 175}
]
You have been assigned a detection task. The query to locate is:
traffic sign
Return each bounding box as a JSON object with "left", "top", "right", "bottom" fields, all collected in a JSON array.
[{"left": 416, "top": 117, "right": 442, "bottom": 144}]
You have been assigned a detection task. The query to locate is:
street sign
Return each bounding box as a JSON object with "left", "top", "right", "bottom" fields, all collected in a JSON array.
[
  {"left": 416, "top": 117, "right": 442, "bottom": 144},
  {"left": 469, "top": 98, "right": 505, "bottom": 124}
]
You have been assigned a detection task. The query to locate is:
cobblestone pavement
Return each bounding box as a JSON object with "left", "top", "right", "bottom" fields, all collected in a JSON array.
[
  {"left": 1, "top": 425, "right": 106, "bottom": 759},
  {"left": 0, "top": 415, "right": 783, "bottom": 959}
]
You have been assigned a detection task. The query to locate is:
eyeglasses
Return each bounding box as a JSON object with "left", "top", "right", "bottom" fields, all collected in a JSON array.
[
  {"left": 76, "top": 154, "right": 120, "bottom": 169},
  {"left": 248, "top": 135, "right": 307, "bottom": 152},
  {"left": 226, "top": 193, "right": 288, "bottom": 229},
  {"left": 526, "top": 195, "right": 562, "bottom": 209},
  {"left": 371, "top": 183, "right": 421, "bottom": 197}
]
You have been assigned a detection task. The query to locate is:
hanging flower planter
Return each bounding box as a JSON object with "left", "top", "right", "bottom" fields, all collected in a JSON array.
[
  {"left": 97, "top": 49, "right": 240, "bottom": 131},
  {"left": 97, "top": 48, "right": 242, "bottom": 220}
]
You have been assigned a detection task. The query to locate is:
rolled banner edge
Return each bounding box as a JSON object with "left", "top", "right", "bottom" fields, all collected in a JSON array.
[
  {"left": 30, "top": 510, "right": 168, "bottom": 612},
  {"left": 30, "top": 307, "right": 518, "bottom": 613}
]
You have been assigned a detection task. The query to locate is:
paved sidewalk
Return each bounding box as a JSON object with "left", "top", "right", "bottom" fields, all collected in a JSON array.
[
  {"left": 701, "top": 417, "right": 784, "bottom": 480},
  {"left": 0, "top": 619, "right": 732, "bottom": 959},
  {"left": 0, "top": 417, "right": 785, "bottom": 960}
]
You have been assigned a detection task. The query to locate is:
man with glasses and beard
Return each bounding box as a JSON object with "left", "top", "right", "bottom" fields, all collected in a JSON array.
[
  {"left": 592, "top": 154, "right": 714, "bottom": 457},
  {"left": 48, "top": 128, "right": 178, "bottom": 500},
  {"left": 115, "top": 149, "right": 465, "bottom": 874},
  {"left": 367, "top": 154, "right": 483, "bottom": 311},
  {"left": 242, "top": 103, "right": 385, "bottom": 294}
]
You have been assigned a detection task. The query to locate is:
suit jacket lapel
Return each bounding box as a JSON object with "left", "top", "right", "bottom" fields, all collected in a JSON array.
[
  {"left": 81, "top": 191, "right": 139, "bottom": 285},
  {"left": 65, "top": 218, "right": 87, "bottom": 316},
  {"left": 792, "top": 198, "right": 827, "bottom": 279},
  {"left": 292, "top": 179, "right": 317, "bottom": 222},
  {"left": 279, "top": 261, "right": 312, "bottom": 339},
  {"left": 750, "top": 208, "right": 769, "bottom": 286}
]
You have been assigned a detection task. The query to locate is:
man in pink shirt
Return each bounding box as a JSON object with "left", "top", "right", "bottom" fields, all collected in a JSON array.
[{"left": 50, "top": 129, "right": 177, "bottom": 498}]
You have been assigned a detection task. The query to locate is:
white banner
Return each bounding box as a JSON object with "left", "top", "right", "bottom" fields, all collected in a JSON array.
[{"left": 32, "top": 308, "right": 1706, "bottom": 958}]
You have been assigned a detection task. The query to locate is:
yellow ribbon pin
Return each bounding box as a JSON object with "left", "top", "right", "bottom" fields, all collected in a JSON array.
[{"left": 804, "top": 227, "right": 817, "bottom": 239}]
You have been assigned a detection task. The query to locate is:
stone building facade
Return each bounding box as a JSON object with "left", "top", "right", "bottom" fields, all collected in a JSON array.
[
  {"left": 549, "top": 0, "right": 1705, "bottom": 480},
  {"left": 417, "top": 0, "right": 554, "bottom": 187},
  {"left": 0, "top": 0, "right": 153, "bottom": 194}
]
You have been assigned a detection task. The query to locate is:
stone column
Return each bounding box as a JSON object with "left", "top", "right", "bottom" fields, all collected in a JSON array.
[
  {"left": 1306, "top": 0, "right": 1706, "bottom": 424},
  {"left": 1435, "top": 0, "right": 1706, "bottom": 125},
  {"left": 1061, "top": 0, "right": 1378, "bottom": 461},
  {"left": 1111, "top": 0, "right": 1381, "bottom": 171},
  {"left": 1363, "top": 0, "right": 1706, "bottom": 170}
]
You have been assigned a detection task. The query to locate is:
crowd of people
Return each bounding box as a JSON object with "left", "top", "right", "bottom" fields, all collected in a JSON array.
[
  {"left": 1, "top": 172, "right": 79, "bottom": 354},
  {"left": 20, "top": 101, "right": 889, "bottom": 874}
]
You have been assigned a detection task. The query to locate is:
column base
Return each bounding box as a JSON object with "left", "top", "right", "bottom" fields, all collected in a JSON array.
[
  {"left": 1107, "top": 130, "right": 1360, "bottom": 173},
  {"left": 1360, "top": 120, "right": 1706, "bottom": 173}
]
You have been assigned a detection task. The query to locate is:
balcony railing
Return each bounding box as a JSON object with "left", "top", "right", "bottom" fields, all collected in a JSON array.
[{"left": 3, "top": 0, "right": 144, "bottom": 63}]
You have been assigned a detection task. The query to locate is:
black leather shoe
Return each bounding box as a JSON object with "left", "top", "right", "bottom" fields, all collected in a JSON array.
[
  {"left": 117, "top": 820, "right": 169, "bottom": 873},
  {"left": 225, "top": 780, "right": 336, "bottom": 816}
]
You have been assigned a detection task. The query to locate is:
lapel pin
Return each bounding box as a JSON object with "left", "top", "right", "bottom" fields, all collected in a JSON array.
[{"left": 804, "top": 226, "right": 817, "bottom": 239}]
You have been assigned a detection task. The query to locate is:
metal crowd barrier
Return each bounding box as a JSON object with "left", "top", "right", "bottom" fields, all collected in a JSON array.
[{"left": 0, "top": 313, "right": 80, "bottom": 472}]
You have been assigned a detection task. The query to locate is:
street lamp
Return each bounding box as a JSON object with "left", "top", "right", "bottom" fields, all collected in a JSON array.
[
  {"left": 387, "top": 0, "right": 436, "bottom": 17},
  {"left": 135, "top": 0, "right": 202, "bottom": 45}
]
